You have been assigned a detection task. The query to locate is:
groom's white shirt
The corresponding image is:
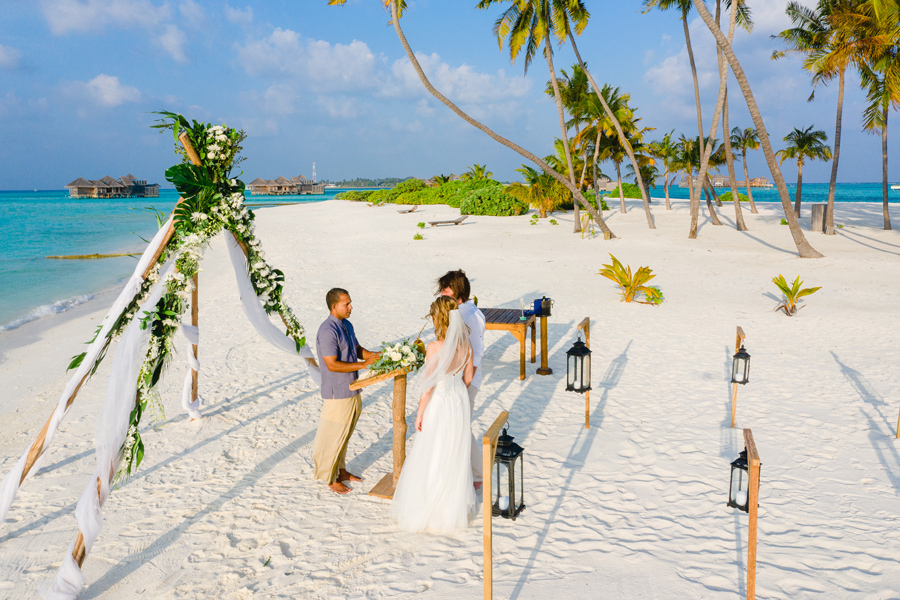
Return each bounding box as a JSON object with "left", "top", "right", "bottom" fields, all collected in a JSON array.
[{"left": 458, "top": 300, "right": 485, "bottom": 390}]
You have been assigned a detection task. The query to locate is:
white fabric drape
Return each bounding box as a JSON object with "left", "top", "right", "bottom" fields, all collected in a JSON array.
[
  {"left": 179, "top": 324, "right": 202, "bottom": 419},
  {"left": 225, "top": 233, "right": 320, "bottom": 386},
  {"left": 47, "top": 260, "right": 174, "bottom": 599},
  {"left": 0, "top": 217, "right": 174, "bottom": 526},
  {"left": 418, "top": 310, "right": 471, "bottom": 400}
]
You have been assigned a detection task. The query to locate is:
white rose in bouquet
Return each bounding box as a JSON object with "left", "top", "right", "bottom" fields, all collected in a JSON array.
[
  {"left": 401, "top": 345, "right": 411, "bottom": 354},
  {"left": 390, "top": 351, "right": 402, "bottom": 362}
]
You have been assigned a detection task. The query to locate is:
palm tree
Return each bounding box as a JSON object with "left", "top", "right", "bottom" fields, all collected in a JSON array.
[
  {"left": 776, "top": 126, "right": 832, "bottom": 216},
  {"left": 462, "top": 164, "right": 493, "bottom": 181},
  {"left": 730, "top": 126, "right": 761, "bottom": 213},
  {"left": 551, "top": 65, "right": 590, "bottom": 231},
  {"left": 328, "top": 0, "right": 615, "bottom": 236},
  {"left": 432, "top": 174, "right": 451, "bottom": 185},
  {"left": 832, "top": 0, "right": 900, "bottom": 230},
  {"left": 649, "top": 131, "right": 678, "bottom": 210},
  {"left": 508, "top": 164, "right": 570, "bottom": 217},
  {"left": 692, "top": 0, "right": 823, "bottom": 258}
]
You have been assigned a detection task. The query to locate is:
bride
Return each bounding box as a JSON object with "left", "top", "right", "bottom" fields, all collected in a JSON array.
[{"left": 390, "top": 296, "right": 477, "bottom": 532}]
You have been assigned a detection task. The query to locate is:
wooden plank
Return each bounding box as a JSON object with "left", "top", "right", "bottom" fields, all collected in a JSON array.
[
  {"left": 349, "top": 366, "right": 412, "bottom": 391},
  {"left": 368, "top": 473, "right": 395, "bottom": 499},
  {"left": 735, "top": 326, "right": 746, "bottom": 353},
  {"left": 483, "top": 410, "right": 509, "bottom": 600},
  {"left": 744, "top": 428, "right": 760, "bottom": 600}
]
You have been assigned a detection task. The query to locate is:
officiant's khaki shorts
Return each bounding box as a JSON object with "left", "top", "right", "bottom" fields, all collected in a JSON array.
[{"left": 313, "top": 393, "right": 362, "bottom": 484}]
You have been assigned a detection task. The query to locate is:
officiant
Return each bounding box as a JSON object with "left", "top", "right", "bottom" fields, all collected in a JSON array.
[{"left": 313, "top": 288, "right": 380, "bottom": 494}]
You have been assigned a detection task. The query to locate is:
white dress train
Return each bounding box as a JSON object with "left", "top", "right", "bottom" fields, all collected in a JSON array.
[{"left": 390, "top": 370, "right": 476, "bottom": 532}]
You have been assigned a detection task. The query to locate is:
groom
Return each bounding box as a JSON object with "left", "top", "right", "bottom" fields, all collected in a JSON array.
[
  {"left": 437, "top": 269, "right": 486, "bottom": 489},
  {"left": 313, "top": 288, "right": 380, "bottom": 494}
]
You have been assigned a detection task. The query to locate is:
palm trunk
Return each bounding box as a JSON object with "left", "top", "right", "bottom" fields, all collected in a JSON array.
[
  {"left": 795, "top": 161, "right": 804, "bottom": 216},
  {"left": 704, "top": 180, "right": 723, "bottom": 225},
  {"left": 668, "top": 175, "right": 676, "bottom": 209},
  {"left": 825, "top": 68, "right": 844, "bottom": 235},
  {"left": 883, "top": 106, "right": 891, "bottom": 230},
  {"left": 692, "top": 0, "right": 822, "bottom": 258},
  {"left": 684, "top": 9, "right": 705, "bottom": 229},
  {"left": 741, "top": 148, "right": 759, "bottom": 213},
  {"left": 616, "top": 162, "right": 625, "bottom": 212},
  {"left": 709, "top": 179, "right": 723, "bottom": 207},
  {"left": 592, "top": 130, "right": 602, "bottom": 198},
  {"left": 386, "top": 2, "right": 614, "bottom": 237},
  {"left": 543, "top": 38, "right": 580, "bottom": 234},
  {"left": 568, "top": 37, "right": 655, "bottom": 229},
  {"left": 687, "top": 170, "right": 696, "bottom": 209},
  {"left": 722, "top": 89, "right": 747, "bottom": 230},
  {"left": 663, "top": 167, "right": 672, "bottom": 210}
]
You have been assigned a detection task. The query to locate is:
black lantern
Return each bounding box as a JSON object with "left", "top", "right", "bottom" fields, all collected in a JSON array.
[
  {"left": 727, "top": 449, "right": 750, "bottom": 512},
  {"left": 492, "top": 428, "right": 525, "bottom": 520},
  {"left": 732, "top": 345, "right": 750, "bottom": 385},
  {"left": 566, "top": 335, "right": 591, "bottom": 393}
]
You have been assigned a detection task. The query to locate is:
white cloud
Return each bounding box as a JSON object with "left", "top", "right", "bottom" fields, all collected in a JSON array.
[
  {"left": 73, "top": 74, "right": 141, "bottom": 107},
  {"left": 178, "top": 0, "right": 205, "bottom": 29},
  {"left": 41, "top": 0, "right": 170, "bottom": 34},
  {"left": 240, "top": 116, "right": 279, "bottom": 137},
  {"left": 241, "top": 84, "right": 298, "bottom": 115},
  {"left": 0, "top": 44, "right": 22, "bottom": 70},
  {"left": 388, "top": 52, "right": 531, "bottom": 104},
  {"left": 40, "top": 0, "right": 187, "bottom": 61},
  {"left": 225, "top": 4, "right": 253, "bottom": 25},
  {"left": 238, "top": 29, "right": 384, "bottom": 92},
  {"left": 317, "top": 95, "right": 363, "bottom": 119},
  {"left": 156, "top": 24, "right": 187, "bottom": 62}
]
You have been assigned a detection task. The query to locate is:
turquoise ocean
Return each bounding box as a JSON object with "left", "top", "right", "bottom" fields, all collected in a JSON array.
[
  {"left": 0, "top": 188, "right": 352, "bottom": 331},
  {"left": 0, "top": 183, "right": 896, "bottom": 332}
]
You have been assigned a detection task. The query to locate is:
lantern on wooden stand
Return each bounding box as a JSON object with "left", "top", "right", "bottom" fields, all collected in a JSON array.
[
  {"left": 732, "top": 345, "right": 750, "bottom": 385},
  {"left": 566, "top": 335, "right": 592, "bottom": 394},
  {"left": 491, "top": 428, "right": 525, "bottom": 520},
  {"left": 728, "top": 449, "right": 750, "bottom": 512}
]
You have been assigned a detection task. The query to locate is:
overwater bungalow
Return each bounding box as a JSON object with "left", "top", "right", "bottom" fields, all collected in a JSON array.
[
  {"left": 247, "top": 175, "right": 325, "bottom": 195},
  {"left": 679, "top": 174, "right": 772, "bottom": 188},
  {"left": 65, "top": 174, "right": 160, "bottom": 198}
]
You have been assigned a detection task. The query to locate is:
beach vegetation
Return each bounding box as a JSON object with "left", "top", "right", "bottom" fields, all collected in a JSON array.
[
  {"left": 413, "top": 233, "right": 423, "bottom": 240},
  {"left": 461, "top": 164, "right": 493, "bottom": 181},
  {"left": 781, "top": 218, "right": 789, "bottom": 225},
  {"left": 773, "top": 274, "right": 821, "bottom": 316},
  {"left": 719, "top": 191, "right": 749, "bottom": 203},
  {"left": 417, "top": 222, "right": 425, "bottom": 228},
  {"left": 598, "top": 254, "right": 664, "bottom": 305},
  {"left": 649, "top": 130, "right": 678, "bottom": 210},
  {"left": 730, "top": 127, "right": 761, "bottom": 213},
  {"left": 550, "top": 219, "right": 559, "bottom": 225},
  {"left": 560, "top": 189, "right": 608, "bottom": 212},
  {"left": 506, "top": 164, "right": 570, "bottom": 217},
  {"left": 776, "top": 125, "right": 832, "bottom": 216},
  {"left": 334, "top": 190, "right": 375, "bottom": 202},
  {"left": 459, "top": 186, "right": 528, "bottom": 216}
]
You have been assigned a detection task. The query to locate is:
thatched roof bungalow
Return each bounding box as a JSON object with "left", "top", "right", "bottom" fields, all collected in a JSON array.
[{"left": 65, "top": 174, "right": 159, "bottom": 198}]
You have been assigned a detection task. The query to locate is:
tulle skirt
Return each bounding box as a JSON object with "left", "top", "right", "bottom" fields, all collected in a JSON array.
[{"left": 389, "top": 376, "right": 476, "bottom": 532}]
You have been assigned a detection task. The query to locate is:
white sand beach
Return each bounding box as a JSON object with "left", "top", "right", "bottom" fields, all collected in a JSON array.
[{"left": 1, "top": 198, "right": 898, "bottom": 599}]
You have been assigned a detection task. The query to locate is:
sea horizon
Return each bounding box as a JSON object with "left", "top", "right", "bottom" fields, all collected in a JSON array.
[{"left": 1, "top": 182, "right": 897, "bottom": 333}]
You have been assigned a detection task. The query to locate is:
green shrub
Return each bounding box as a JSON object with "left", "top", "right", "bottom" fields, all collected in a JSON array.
[
  {"left": 560, "top": 189, "right": 609, "bottom": 212},
  {"left": 413, "top": 233, "right": 423, "bottom": 240},
  {"left": 719, "top": 191, "right": 749, "bottom": 203},
  {"left": 607, "top": 182, "right": 643, "bottom": 199},
  {"left": 780, "top": 218, "right": 788, "bottom": 225},
  {"left": 772, "top": 275, "right": 820, "bottom": 316},
  {"left": 549, "top": 219, "right": 558, "bottom": 225},
  {"left": 417, "top": 222, "right": 425, "bottom": 229},
  {"left": 598, "top": 254, "right": 663, "bottom": 305},
  {"left": 335, "top": 190, "right": 375, "bottom": 202},
  {"left": 459, "top": 186, "right": 528, "bottom": 216}
]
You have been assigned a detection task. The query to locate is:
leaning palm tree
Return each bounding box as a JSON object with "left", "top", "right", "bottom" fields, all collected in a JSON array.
[
  {"left": 776, "top": 126, "right": 832, "bottom": 216},
  {"left": 692, "top": 0, "right": 823, "bottom": 257},
  {"left": 551, "top": 65, "right": 591, "bottom": 231},
  {"left": 648, "top": 131, "right": 678, "bottom": 210},
  {"left": 328, "top": 0, "right": 614, "bottom": 236},
  {"left": 730, "top": 126, "right": 761, "bottom": 213}
]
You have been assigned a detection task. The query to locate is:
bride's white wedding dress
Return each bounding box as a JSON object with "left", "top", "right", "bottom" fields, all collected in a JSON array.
[{"left": 390, "top": 315, "right": 477, "bottom": 532}]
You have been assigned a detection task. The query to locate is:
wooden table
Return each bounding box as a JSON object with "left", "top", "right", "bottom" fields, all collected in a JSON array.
[{"left": 481, "top": 308, "right": 536, "bottom": 380}]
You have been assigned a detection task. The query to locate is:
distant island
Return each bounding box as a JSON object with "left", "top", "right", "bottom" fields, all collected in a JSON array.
[
  {"left": 65, "top": 175, "right": 160, "bottom": 198},
  {"left": 324, "top": 177, "right": 413, "bottom": 188}
]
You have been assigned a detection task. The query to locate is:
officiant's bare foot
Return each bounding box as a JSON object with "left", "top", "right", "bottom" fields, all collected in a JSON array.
[
  {"left": 338, "top": 469, "right": 362, "bottom": 482},
  {"left": 474, "top": 481, "right": 482, "bottom": 491},
  {"left": 329, "top": 481, "right": 351, "bottom": 494}
]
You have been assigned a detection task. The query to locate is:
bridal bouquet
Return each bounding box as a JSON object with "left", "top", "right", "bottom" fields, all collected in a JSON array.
[{"left": 368, "top": 338, "right": 426, "bottom": 376}]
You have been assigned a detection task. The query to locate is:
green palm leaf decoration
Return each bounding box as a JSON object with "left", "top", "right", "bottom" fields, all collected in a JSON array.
[{"left": 773, "top": 274, "right": 821, "bottom": 315}]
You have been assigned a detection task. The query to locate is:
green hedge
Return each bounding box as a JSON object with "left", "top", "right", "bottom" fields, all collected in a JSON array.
[
  {"left": 607, "top": 182, "right": 644, "bottom": 199},
  {"left": 459, "top": 186, "right": 528, "bottom": 216},
  {"left": 334, "top": 189, "right": 375, "bottom": 201},
  {"left": 718, "top": 191, "right": 749, "bottom": 203},
  {"left": 336, "top": 178, "right": 507, "bottom": 209},
  {"left": 561, "top": 189, "right": 609, "bottom": 211}
]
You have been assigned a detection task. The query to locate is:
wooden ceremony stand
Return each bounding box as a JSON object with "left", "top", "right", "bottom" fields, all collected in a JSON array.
[
  {"left": 743, "top": 428, "right": 761, "bottom": 600},
  {"left": 482, "top": 410, "right": 509, "bottom": 600},
  {"left": 536, "top": 314, "right": 552, "bottom": 376},
  {"left": 578, "top": 317, "right": 591, "bottom": 428},
  {"left": 348, "top": 366, "right": 412, "bottom": 498},
  {"left": 731, "top": 326, "right": 746, "bottom": 428}
]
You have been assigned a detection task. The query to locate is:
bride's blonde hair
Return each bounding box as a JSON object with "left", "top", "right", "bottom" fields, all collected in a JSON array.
[{"left": 429, "top": 296, "right": 458, "bottom": 341}]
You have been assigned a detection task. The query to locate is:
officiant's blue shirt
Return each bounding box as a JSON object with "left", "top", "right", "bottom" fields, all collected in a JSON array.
[{"left": 316, "top": 314, "right": 360, "bottom": 399}]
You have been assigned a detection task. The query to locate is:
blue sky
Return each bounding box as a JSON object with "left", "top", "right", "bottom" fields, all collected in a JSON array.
[{"left": 0, "top": 0, "right": 894, "bottom": 189}]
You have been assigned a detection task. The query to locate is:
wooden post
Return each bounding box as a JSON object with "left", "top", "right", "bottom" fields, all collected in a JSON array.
[
  {"left": 578, "top": 318, "right": 591, "bottom": 429},
  {"left": 349, "top": 366, "right": 412, "bottom": 498},
  {"left": 536, "top": 316, "right": 552, "bottom": 376},
  {"left": 743, "top": 428, "right": 760, "bottom": 600},
  {"left": 530, "top": 320, "right": 536, "bottom": 364},
  {"left": 483, "top": 410, "right": 509, "bottom": 600},
  {"left": 191, "top": 273, "right": 199, "bottom": 405},
  {"left": 731, "top": 326, "right": 746, "bottom": 428}
]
